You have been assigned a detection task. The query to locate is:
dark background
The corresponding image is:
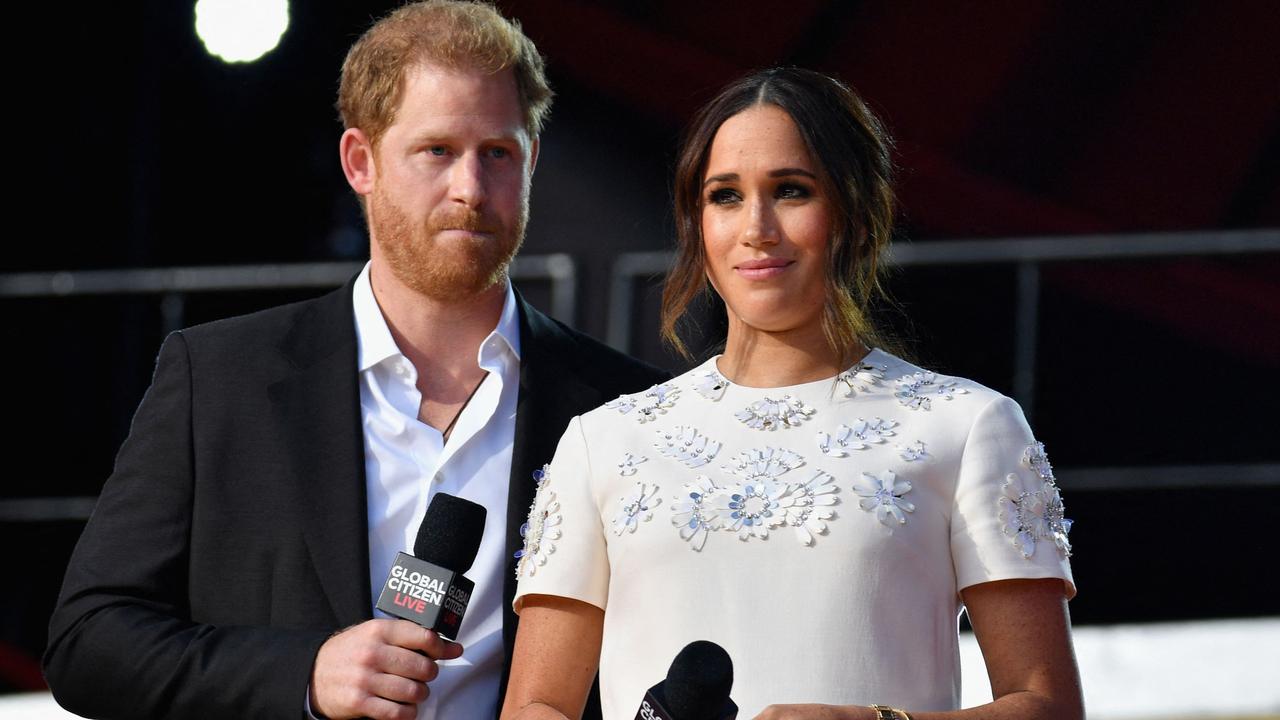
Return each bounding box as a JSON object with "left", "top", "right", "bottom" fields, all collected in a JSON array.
[{"left": 2, "top": 0, "right": 1278, "bottom": 693}]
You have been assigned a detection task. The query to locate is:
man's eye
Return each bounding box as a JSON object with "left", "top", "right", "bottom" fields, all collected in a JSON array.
[
  {"left": 428, "top": 146, "right": 447, "bottom": 156},
  {"left": 708, "top": 188, "right": 741, "bottom": 205},
  {"left": 489, "top": 147, "right": 509, "bottom": 159}
]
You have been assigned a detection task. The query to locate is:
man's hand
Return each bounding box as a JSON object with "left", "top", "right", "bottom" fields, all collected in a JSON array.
[{"left": 309, "top": 618, "right": 464, "bottom": 720}]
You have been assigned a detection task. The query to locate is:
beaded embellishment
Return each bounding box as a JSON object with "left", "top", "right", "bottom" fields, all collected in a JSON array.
[
  {"left": 605, "top": 383, "right": 681, "bottom": 423},
  {"left": 837, "top": 360, "right": 887, "bottom": 397},
  {"left": 852, "top": 470, "right": 915, "bottom": 527},
  {"left": 617, "top": 452, "right": 647, "bottom": 476},
  {"left": 515, "top": 465, "right": 561, "bottom": 577},
  {"left": 897, "top": 441, "right": 928, "bottom": 462},
  {"left": 894, "top": 371, "right": 968, "bottom": 411},
  {"left": 612, "top": 482, "right": 662, "bottom": 535},
  {"left": 716, "top": 448, "right": 807, "bottom": 541},
  {"left": 654, "top": 426, "right": 722, "bottom": 468},
  {"left": 694, "top": 368, "right": 731, "bottom": 401},
  {"left": 671, "top": 475, "right": 723, "bottom": 551},
  {"left": 735, "top": 396, "right": 816, "bottom": 430},
  {"left": 780, "top": 469, "right": 840, "bottom": 546},
  {"left": 817, "top": 425, "right": 857, "bottom": 457},
  {"left": 998, "top": 442, "right": 1072, "bottom": 558},
  {"left": 849, "top": 417, "right": 898, "bottom": 446}
]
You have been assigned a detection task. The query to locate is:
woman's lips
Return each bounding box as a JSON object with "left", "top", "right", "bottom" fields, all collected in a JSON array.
[{"left": 735, "top": 258, "right": 793, "bottom": 280}]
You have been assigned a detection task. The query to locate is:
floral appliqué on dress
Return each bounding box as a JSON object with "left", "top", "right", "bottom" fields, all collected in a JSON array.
[
  {"left": 654, "top": 426, "right": 722, "bottom": 468},
  {"left": 837, "top": 360, "right": 887, "bottom": 397},
  {"left": 617, "top": 452, "right": 647, "bottom": 476},
  {"left": 817, "top": 418, "right": 899, "bottom": 457},
  {"left": 716, "top": 448, "right": 806, "bottom": 541},
  {"left": 515, "top": 465, "right": 562, "bottom": 578},
  {"left": 894, "top": 371, "right": 968, "bottom": 411},
  {"left": 605, "top": 383, "right": 681, "bottom": 423},
  {"left": 998, "top": 442, "right": 1072, "bottom": 558},
  {"left": 694, "top": 368, "right": 731, "bottom": 401},
  {"left": 852, "top": 470, "right": 915, "bottom": 527},
  {"left": 850, "top": 417, "right": 898, "bottom": 446},
  {"left": 780, "top": 469, "right": 840, "bottom": 546},
  {"left": 735, "top": 396, "right": 816, "bottom": 430},
  {"left": 613, "top": 482, "right": 662, "bottom": 535},
  {"left": 671, "top": 474, "right": 722, "bottom": 551},
  {"left": 816, "top": 425, "right": 857, "bottom": 457},
  {"left": 897, "top": 441, "right": 928, "bottom": 462}
]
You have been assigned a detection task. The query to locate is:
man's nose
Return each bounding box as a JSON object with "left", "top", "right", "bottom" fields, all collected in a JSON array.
[{"left": 449, "top": 153, "right": 486, "bottom": 208}]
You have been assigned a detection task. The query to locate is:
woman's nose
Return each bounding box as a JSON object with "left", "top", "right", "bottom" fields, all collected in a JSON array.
[{"left": 742, "top": 198, "right": 780, "bottom": 246}]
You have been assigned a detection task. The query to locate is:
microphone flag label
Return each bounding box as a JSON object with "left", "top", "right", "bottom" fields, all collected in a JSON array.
[
  {"left": 635, "top": 684, "right": 738, "bottom": 720},
  {"left": 636, "top": 689, "right": 672, "bottom": 720},
  {"left": 375, "top": 552, "right": 475, "bottom": 640}
]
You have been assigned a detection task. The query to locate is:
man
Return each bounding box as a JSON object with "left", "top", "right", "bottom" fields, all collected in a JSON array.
[{"left": 43, "top": 3, "right": 665, "bottom": 719}]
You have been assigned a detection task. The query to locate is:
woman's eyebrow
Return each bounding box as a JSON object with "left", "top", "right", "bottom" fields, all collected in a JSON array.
[
  {"left": 703, "top": 168, "right": 817, "bottom": 188},
  {"left": 769, "top": 167, "right": 817, "bottom": 179},
  {"left": 703, "top": 172, "right": 738, "bottom": 188}
]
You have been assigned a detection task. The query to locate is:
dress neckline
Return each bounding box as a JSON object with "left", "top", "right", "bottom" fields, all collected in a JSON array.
[{"left": 704, "top": 348, "right": 894, "bottom": 394}]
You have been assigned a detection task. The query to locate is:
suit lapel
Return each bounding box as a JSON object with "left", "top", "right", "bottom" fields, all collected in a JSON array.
[
  {"left": 269, "top": 282, "right": 372, "bottom": 627},
  {"left": 500, "top": 295, "right": 602, "bottom": 682}
]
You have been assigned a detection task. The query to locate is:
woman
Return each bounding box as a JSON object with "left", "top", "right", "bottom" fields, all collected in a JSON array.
[{"left": 501, "top": 68, "right": 1081, "bottom": 720}]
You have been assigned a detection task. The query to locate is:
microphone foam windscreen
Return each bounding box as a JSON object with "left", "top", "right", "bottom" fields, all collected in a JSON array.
[
  {"left": 664, "top": 640, "right": 734, "bottom": 720},
  {"left": 414, "top": 492, "right": 487, "bottom": 573}
]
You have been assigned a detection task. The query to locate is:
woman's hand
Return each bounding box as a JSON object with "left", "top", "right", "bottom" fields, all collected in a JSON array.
[{"left": 754, "top": 704, "right": 877, "bottom": 720}]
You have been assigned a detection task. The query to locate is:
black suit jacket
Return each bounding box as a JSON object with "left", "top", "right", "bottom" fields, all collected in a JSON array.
[{"left": 44, "top": 280, "right": 667, "bottom": 719}]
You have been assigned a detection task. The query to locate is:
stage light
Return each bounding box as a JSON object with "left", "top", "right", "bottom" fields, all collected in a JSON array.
[{"left": 194, "top": 0, "right": 289, "bottom": 64}]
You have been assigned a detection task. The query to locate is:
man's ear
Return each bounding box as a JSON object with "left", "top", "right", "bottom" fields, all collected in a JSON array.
[
  {"left": 340, "top": 128, "right": 376, "bottom": 196},
  {"left": 527, "top": 136, "right": 540, "bottom": 177}
]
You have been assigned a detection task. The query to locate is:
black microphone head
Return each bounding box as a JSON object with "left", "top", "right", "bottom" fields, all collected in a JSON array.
[
  {"left": 414, "top": 493, "right": 487, "bottom": 573},
  {"left": 664, "top": 641, "right": 734, "bottom": 720}
]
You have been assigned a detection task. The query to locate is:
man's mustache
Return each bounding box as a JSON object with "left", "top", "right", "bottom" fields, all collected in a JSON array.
[{"left": 429, "top": 209, "right": 501, "bottom": 235}]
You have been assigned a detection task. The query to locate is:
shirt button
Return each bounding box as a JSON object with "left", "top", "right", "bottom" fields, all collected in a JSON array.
[{"left": 433, "top": 472, "right": 444, "bottom": 484}]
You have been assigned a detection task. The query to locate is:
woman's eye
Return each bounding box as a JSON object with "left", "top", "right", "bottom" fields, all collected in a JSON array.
[
  {"left": 708, "top": 188, "right": 741, "bottom": 205},
  {"left": 776, "top": 183, "right": 812, "bottom": 200}
]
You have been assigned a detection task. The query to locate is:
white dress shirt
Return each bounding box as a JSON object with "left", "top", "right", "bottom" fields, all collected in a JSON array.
[{"left": 354, "top": 262, "right": 520, "bottom": 720}]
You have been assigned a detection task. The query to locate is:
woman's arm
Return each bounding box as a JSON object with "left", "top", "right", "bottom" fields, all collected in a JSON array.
[
  {"left": 944, "top": 578, "right": 1084, "bottom": 720},
  {"left": 501, "top": 594, "right": 606, "bottom": 720},
  {"left": 756, "top": 578, "right": 1083, "bottom": 720}
]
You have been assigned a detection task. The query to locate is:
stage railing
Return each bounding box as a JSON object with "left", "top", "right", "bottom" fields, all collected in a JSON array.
[
  {"left": 607, "top": 229, "right": 1280, "bottom": 417},
  {"left": 1, "top": 230, "right": 1277, "bottom": 519},
  {"left": 0, "top": 253, "right": 579, "bottom": 333}
]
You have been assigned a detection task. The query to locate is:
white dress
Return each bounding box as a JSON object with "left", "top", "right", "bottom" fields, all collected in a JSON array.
[{"left": 513, "top": 350, "right": 1074, "bottom": 719}]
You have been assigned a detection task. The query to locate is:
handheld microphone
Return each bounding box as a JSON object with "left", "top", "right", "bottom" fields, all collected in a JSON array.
[
  {"left": 375, "top": 492, "right": 487, "bottom": 640},
  {"left": 636, "top": 641, "right": 737, "bottom": 720}
]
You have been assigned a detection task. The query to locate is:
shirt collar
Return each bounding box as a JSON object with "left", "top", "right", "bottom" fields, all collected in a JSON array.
[
  {"left": 352, "top": 262, "right": 522, "bottom": 373},
  {"left": 485, "top": 276, "right": 522, "bottom": 364}
]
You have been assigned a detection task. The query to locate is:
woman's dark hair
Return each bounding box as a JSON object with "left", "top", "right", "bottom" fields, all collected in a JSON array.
[{"left": 661, "top": 67, "right": 898, "bottom": 365}]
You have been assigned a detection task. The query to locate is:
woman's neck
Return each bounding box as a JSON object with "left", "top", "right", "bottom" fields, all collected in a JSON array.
[{"left": 717, "top": 317, "right": 865, "bottom": 388}]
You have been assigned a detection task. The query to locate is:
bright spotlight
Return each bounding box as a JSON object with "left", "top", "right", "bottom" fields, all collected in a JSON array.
[{"left": 195, "top": 0, "right": 290, "bottom": 64}]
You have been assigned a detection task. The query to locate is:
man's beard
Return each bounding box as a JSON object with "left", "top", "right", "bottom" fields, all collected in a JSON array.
[{"left": 369, "top": 188, "right": 526, "bottom": 302}]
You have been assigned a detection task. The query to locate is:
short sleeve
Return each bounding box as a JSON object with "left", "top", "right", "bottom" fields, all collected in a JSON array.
[
  {"left": 950, "top": 395, "right": 1076, "bottom": 599},
  {"left": 513, "top": 415, "right": 611, "bottom": 613}
]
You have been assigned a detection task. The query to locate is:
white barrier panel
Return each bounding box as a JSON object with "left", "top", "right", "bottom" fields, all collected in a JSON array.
[
  {"left": 961, "top": 616, "right": 1280, "bottom": 717},
  {"left": 6, "top": 617, "right": 1279, "bottom": 719}
]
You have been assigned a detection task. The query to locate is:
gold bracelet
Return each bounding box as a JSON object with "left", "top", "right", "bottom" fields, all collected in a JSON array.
[{"left": 871, "top": 705, "right": 913, "bottom": 720}]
